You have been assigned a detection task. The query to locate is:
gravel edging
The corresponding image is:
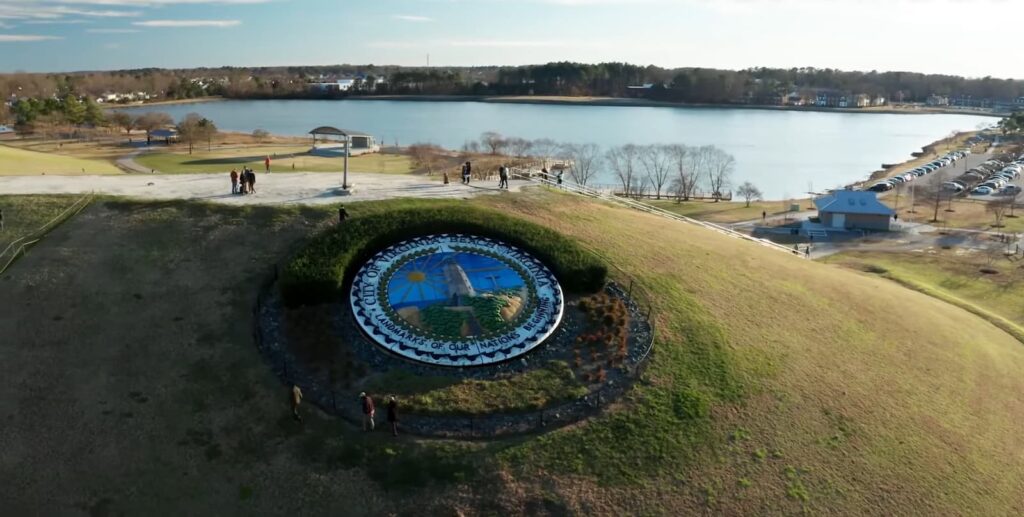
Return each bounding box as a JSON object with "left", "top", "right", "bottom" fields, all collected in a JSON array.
[{"left": 255, "top": 282, "right": 653, "bottom": 439}]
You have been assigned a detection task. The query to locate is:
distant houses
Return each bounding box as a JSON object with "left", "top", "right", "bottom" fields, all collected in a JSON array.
[
  {"left": 96, "top": 92, "right": 153, "bottom": 104},
  {"left": 308, "top": 75, "right": 386, "bottom": 94}
]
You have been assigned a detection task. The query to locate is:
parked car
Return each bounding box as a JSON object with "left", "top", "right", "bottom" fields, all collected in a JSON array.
[
  {"left": 869, "top": 181, "right": 894, "bottom": 192},
  {"left": 972, "top": 186, "right": 994, "bottom": 195},
  {"left": 1001, "top": 185, "right": 1022, "bottom": 195}
]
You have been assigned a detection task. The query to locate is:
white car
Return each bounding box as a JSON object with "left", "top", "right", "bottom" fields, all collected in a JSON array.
[{"left": 972, "top": 186, "right": 994, "bottom": 195}]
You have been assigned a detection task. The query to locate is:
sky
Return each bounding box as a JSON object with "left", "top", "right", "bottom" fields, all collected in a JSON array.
[{"left": 0, "top": 0, "right": 1022, "bottom": 78}]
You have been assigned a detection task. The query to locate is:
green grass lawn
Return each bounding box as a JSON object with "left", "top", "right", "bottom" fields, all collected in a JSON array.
[
  {"left": 0, "top": 144, "right": 121, "bottom": 175},
  {"left": 0, "top": 195, "right": 87, "bottom": 251},
  {"left": 647, "top": 198, "right": 813, "bottom": 224},
  {"left": 135, "top": 147, "right": 415, "bottom": 174}
]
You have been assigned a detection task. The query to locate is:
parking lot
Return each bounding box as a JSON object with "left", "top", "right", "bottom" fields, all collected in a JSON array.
[{"left": 870, "top": 150, "right": 1024, "bottom": 205}]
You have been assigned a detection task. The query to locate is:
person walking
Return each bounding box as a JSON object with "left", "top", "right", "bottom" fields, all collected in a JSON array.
[
  {"left": 240, "top": 167, "right": 250, "bottom": 194},
  {"left": 247, "top": 168, "right": 257, "bottom": 194},
  {"left": 338, "top": 205, "right": 349, "bottom": 224},
  {"left": 264, "top": 155, "right": 271, "bottom": 173},
  {"left": 762, "top": 210, "right": 766, "bottom": 222},
  {"left": 291, "top": 385, "right": 303, "bottom": 423},
  {"left": 230, "top": 169, "right": 239, "bottom": 194},
  {"left": 498, "top": 165, "right": 509, "bottom": 189},
  {"left": 464, "top": 161, "right": 472, "bottom": 185},
  {"left": 443, "top": 170, "right": 450, "bottom": 185},
  {"left": 556, "top": 170, "right": 564, "bottom": 186},
  {"left": 360, "top": 392, "right": 375, "bottom": 431},
  {"left": 386, "top": 396, "right": 399, "bottom": 437}
]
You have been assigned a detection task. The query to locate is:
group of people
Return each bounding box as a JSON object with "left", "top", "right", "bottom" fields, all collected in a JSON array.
[
  {"left": 290, "top": 388, "right": 400, "bottom": 436},
  {"left": 230, "top": 167, "right": 257, "bottom": 195},
  {"left": 359, "top": 392, "right": 399, "bottom": 436}
]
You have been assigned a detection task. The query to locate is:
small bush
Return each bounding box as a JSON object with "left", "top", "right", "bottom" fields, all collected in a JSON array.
[{"left": 280, "top": 202, "right": 607, "bottom": 306}]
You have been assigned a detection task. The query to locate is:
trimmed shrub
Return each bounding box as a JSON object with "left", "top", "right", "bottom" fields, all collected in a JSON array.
[{"left": 280, "top": 202, "right": 607, "bottom": 306}]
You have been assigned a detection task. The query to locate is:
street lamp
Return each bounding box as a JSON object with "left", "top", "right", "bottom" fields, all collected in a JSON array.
[{"left": 342, "top": 134, "right": 350, "bottom": 190}]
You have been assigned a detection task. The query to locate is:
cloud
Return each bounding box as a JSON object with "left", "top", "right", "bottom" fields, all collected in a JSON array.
[
  {"left": 0, "top": 34, "right": 62, "bottom": 41},
  {"left": 393, "top": 14, "right": 433, "bottom": 22},
  {"left": 133, "top": 19, "right": 240, "bottom": 27},
  {"left": 29, "top": 0, "right": 269, "bottom": 5},
  {"left": 0, "top": 4, "right": 141, "bottom": 20},
  {"left": 86, "top": 27, "right": 139, "bottom": 32},
  {"left": 24, "top": 18, "right": 92, "bottom": 24}
]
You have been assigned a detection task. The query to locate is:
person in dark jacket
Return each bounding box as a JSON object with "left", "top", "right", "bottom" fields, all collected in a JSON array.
[
  {"left": 498, "top": 165, "right": 509, "bottom": 189},
  {"left": 387, "top": 396, "right": 399, "bottom": 437},
  {"left": 247, "top": 168, "right": 257, "bottom": 193},
  {"left": 360, "top": 392, "right": 375, "bottom": 431}
]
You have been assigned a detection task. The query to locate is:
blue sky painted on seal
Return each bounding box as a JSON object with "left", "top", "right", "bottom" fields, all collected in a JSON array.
[{"left": 1, "top": 0, "right": 1022, "bottom": 77}]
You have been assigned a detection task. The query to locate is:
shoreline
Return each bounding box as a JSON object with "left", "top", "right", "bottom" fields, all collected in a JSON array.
[
  {"left": 119, "top": 94, "right": 1005, "bottom": 118},
  {"left": 101, "top": 96, "right": 226, "bottom": 110}
]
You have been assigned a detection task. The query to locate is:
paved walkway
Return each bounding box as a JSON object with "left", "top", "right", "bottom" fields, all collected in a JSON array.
[
  {"left": 113, "top": 148, "right": 154, "bottom": 174},
  {"left": 0, "top": 172, "right": 525, "bottom": 205}
]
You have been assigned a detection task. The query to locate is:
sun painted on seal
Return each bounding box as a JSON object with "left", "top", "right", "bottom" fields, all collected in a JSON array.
[{"left": 387, "top": 252, "right": 529, "bottom": 339}]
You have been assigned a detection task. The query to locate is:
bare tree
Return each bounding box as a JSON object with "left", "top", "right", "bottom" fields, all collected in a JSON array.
[
  {"left": 606, "top": 144, "right": 641, "bottom": 197},
  {"left": 988, "top": 198, "right": 1012, "bottom": 229},
  {"left": 639, "top": 144, "right": 672, "bottom": 199},
  {"left": 736, "top": 181, "right": 763, "bottom": 207},
  {"left": 480, "top": 131, "right": 507, "bottom": 155},
  {"left": 506, "top": 137, "right": 533, "bottom": 165},
  {"left": 461, "top": 140, "right": 481, "bottom": 154},
  {"left": 176, "top": 113, "right": 216, "bottom": 154},
  {"left": 530, "top": 138, "right": 558, "bottom": 168},
  {"left": 666, "top": 144, "right": 700, "bottom": 201},
  {"left": 562, "top": 143, "right": 600, "bottom": 187},
  {"left": 923, "top": 170, "right": 949, "bottom": 223},
  {"left": 407, "top": 143, "right": 445, "bottom": 175},
  {"left": 1008, "top": 192, "right": 1021, "bottom": 218},
  {"left": 252, "top": 128, "right": 270, "bottom": 142},
  {"left": 109, "top": 111, "right": 136, "bottom": 136},
  {"left": 706, "top": 146, "right": 735, "bottom": 201},
  {"left": 136, "top": 111, "right": 173, "bottom": 145}
]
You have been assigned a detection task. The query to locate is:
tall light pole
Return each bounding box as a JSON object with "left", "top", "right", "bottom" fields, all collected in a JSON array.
[{"left": 342, "top": 134, "right": 350, "bottom": 190}]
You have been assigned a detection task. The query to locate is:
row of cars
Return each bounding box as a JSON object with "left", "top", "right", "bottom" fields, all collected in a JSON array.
[
  {"left": 942, "top": 154, "right": 1023, "bottom": 196},
  {"left": 867, "top": 150, "right": 969, "bottom": 192}
]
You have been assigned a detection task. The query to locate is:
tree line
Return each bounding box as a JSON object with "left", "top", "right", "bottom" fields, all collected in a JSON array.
[
  {"left": 412, "top": 131, "right": 762, "bottom": 204},
  {"left": 4, "top": 62, "right": 1024, "bottom": 107}
]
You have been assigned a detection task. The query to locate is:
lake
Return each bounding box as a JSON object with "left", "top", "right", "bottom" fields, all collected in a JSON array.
[{"left": 117, "top": 99, "right": 995, "bottom": 198}]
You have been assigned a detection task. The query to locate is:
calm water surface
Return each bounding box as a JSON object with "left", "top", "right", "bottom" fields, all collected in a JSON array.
[{"left": 119, "top": 100, "right": 995, "bottom": 198}]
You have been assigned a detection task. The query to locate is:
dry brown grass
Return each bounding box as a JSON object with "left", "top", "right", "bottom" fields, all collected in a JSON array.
[
  {"left": 3, "top": 192, "right": 1024, "bottom": 515},
  {"left": 477, "top": 191, "right": 1024, "bottom": 514}
]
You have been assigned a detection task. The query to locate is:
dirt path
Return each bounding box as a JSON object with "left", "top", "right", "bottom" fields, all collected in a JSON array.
[{"left": 0, "top": 172, "right": 525, "bottom": 205}]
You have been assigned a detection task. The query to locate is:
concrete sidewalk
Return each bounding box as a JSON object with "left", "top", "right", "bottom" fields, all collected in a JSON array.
[{"left": 0, "top": 172, "right": 526, "bottom": 205}]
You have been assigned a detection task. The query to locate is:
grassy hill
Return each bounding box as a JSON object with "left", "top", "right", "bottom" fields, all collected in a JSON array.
[
  {"left": 1, "top": 191, "right": 1022, "bottom": 515},
  {"left": 479, "top": 192, "right": 1024, "bottom": 514},
  {"left": 0, "top": 144, "right": 121, "bottom": 175}
]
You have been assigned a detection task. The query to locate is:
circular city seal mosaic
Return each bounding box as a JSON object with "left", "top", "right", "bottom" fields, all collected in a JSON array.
[{"left": 349, "top": 234, "right": 565, "bottom": 367}]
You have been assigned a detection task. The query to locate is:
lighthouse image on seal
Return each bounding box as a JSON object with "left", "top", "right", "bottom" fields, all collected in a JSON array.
[{"left": 388, "top": 252, "right": 529, "bottom": 338}]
